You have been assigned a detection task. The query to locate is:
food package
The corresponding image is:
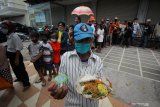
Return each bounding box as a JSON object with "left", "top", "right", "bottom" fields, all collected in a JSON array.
[
  {"left": 76, "top": 74, "right": 112, "bottom": 100},
  {"left": 53, "top": 73, "right": 68, "bottom": 87}
]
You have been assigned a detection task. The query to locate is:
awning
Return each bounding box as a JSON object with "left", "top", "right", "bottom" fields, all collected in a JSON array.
[
  {"left": 24, "top": 0, "right": 92, "bottom": 5},
  {"left": 24, "top": 0, "right": 50, "bottom": 5}
]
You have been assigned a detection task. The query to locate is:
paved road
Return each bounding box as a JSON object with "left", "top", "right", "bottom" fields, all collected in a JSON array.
[{"left": 95, "top": 46, "right": 160, "bottom": 107}]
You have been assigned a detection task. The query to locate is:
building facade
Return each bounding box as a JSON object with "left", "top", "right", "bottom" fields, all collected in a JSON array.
[
  {"left": 26, "top": 0, "right": 160, "bottom": 28},
  {"left": 0, "top": 0, "right": 30, "bottom": 26}
]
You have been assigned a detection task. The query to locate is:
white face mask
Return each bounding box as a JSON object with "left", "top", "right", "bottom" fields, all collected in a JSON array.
[
  {"left": 1, "top": 29, "right": 8, "bottom": 34},
  {"left": 51, "top": 39, "right": 56, "bottom": 42}
]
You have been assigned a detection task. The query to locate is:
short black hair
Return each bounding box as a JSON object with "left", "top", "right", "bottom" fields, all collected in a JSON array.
[
  {"left": 51, "top": 31, "right": 58, "bottom": 40},
  {"left": 128, "top": 21, "right": 132, "bottom": 27},
  {"left": 134, "top": 18, "right": 138, "bottom": 21},
  {"left": 75, "top": 16, "right": 81, "bottom": 22},
  {"left": 2, "top": 21, "right": 15, "bottom": 33},
  {"left": 69, "top": 25, "right": 74, "bottom": 29},
  {"left": 58, "top": 21, "right": 65, "bottom": 27},
  {"left": 42, "top": 38, "right": 48, "bottom": 44},
  {"left": 30, "top": 31, "right": 40, "bottom": 38}
]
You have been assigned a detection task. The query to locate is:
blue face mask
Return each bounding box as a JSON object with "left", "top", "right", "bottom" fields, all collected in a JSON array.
[{"left": 75, "top": 43, "right": 91, "bottom": 54}]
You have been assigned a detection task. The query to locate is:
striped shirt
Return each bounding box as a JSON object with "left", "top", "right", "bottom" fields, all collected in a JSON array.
[
  {"left": 42, "top": 43, "right": 53, "bottom": 63},
  {"left": 59, "top": 50, "right": 104, "bottom": 107}
]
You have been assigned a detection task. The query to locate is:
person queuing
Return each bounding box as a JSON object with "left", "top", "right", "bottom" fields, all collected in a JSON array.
[
  {"left": 96, "top": 24, "right": 105, "bottom": 52},
  {"left": 57, "top": 21, "right": 69, "bottom": 55},
  {"left": 28, "top": 32, "right": 46, "bottom": 86},
  {"left": 109, "top": 17, "right": 120, "bottom": 45},
  {"left": 74, "top": 16, "right": 81, "bottom": 25},
  {"left": 139, "top": 19, "right": 152, "bottom": 48},
  {"left": 42, "top": 37, "right": 53, "bottom": 81},
  {"left": 131, "top": 18, "right": 141, "bottom": 46},
  {"left": 50, "top": 31, "right": 61, "bottom": 75},
  {"left": 153, "top": 22, "right": 160, "bottom": 49},
  {"left": 2, "top": 21, "right": 30, "bottom": 91},
  {"left": 121, "top": 22, "right": 133, "bottom": 48},
  {"left": 68, "top": 25, "right": 75, "bottom": 51},
  {"left": 101, "top": 18, "right": 108, "bottom": 47}
]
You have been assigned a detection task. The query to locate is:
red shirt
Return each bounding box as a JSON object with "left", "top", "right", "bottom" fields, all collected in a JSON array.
[
  {"left": 109, "top": 22, "right": 120, "bottom": 34},
  {"left": 50, "top": 41, "right": 61, "bottom": 64}
]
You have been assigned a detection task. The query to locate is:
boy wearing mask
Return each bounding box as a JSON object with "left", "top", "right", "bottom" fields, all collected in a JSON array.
[
  {"left": 42, "top": 38, "right": 53, "bottom": 81},
  {"left": 28, "top": 32, "right": 46, "bottom": 86},
  {"left": 50, "top": 31, "right": 61, "bottom": 75}
]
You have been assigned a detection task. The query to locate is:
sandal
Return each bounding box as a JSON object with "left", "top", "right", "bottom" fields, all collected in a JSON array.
[
  {"left": 35, "top": 79, "right": 42, "bottom": 83},
  {"left": 48, "top": 76, "right": 52, "bottom": 81},
  {"left": 41, "top": 81, "right": 46, "bottom": 87}
]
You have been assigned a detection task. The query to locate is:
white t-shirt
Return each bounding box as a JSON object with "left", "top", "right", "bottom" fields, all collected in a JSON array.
[
  {"left": 28, "top": 41, "right": 43, "bottom": 58},
  {"left": 7, "top": 33, "right": 23, "bottom": 52},
  {"left": 155, "top": 24, "right": 160, "bottom": 37},
  {"left": 97, "top": 28, "right": 104, "bottom": 42},
  {"left": 133, "top": 22, "right": 141, "bottom": 35},
  {"left": 42, "top": 43, "right": 53, "bottom": 63}
]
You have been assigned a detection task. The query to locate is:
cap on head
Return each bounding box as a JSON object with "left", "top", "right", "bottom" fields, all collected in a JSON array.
[
  {"left": 74, "top": 23, "right": 94, "bottom": 41},
  {"left": 146, "top": 19, "right": 151, "bottom": 22},
  {"left": 2, "top": 20, "right": 13, "bottom": 29},
  {"left": 115, "top": 17, "right": 118, "bottom": 20}
]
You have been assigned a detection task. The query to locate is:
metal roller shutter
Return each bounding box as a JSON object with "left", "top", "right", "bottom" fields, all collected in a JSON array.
[
  {"left": 147, "top": 0, "right": 160, "bottom": 24},
  {"left": 97, "top": 0, "right": 139, "bottom": 22}
]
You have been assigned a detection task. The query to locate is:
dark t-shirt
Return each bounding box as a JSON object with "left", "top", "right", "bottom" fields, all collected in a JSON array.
[
  {"left": 143, "top": 25, "right": 152, "bottom": 36},
  {"left": 125, "top": 27, "right": 133, "bottom": 38},
  {"left": 0, "top": 31, "right": 7, "bottom": 43}
]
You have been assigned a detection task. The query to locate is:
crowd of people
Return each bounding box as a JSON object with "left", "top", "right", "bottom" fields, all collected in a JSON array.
[
  {"left": 0, "top": 15, "right": 160, "bottom": 106},
  {"left": 0, "top": 16, "right": 160, "bottom": 90},
  {"left": 44, "top": 16, "right": 160, "bottom": 52}
]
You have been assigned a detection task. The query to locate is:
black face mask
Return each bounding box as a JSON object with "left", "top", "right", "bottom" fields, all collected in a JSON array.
[
  {"left": 32, "top": 40, "right": 38, "bottom": 43},
  {"left": 145, "top": 23, "right": 149, "bottom": 26}
]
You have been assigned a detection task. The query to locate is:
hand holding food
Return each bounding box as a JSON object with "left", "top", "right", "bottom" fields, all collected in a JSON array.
[
  {"left": 76, "top": 74, "right": 112, "bottom": 100},
  {"left": 48, "top": 73, "right": 68, "bottom": 99}
]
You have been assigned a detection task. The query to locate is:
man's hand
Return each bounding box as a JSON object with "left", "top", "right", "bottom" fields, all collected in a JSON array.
[
  {"left": 30, "top": 58, "right": 36, "bottom": 63},
  {"left": 48, "top": 82, "right": 68, "bottom": 100},
  {"left": 14, "top": 59, "right": 19, "bottom": 66},
  {"left": 15, "top": 51, "right": 20, "bottom": 66}
]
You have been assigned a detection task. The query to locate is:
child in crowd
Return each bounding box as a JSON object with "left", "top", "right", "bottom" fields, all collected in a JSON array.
[
  {"left": 50, "top": 31, "right": 61, "bottom": 75},
  {"left": 42, "top": 38, "right": 53, "bottom": 81},
  {"left": 96, "top": 24, "right": 104, "bottom": 52},
  {"left": 28, "top": 32, "right": 46, "bottom": 86}
]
